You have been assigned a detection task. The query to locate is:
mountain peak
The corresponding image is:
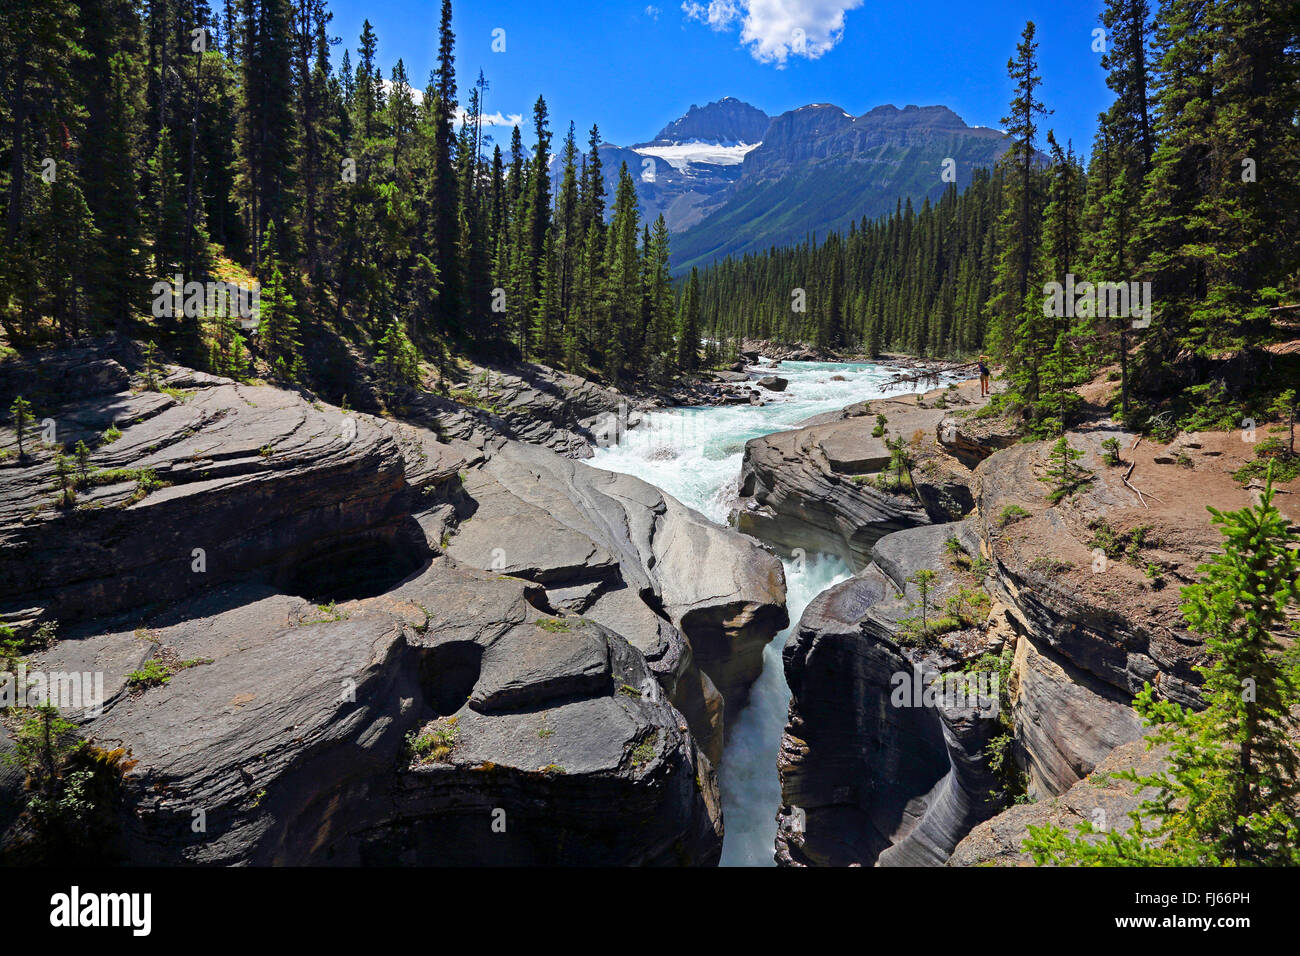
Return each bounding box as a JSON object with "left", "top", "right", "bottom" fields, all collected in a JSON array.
[
  {"left": 648, "top": 98, "right": 770, "bottom": 146},
  {"left": 671, "top": 100, "right": 1015, "bottom": 271},
  {"left": 857, "top": 104, "right": 971, "bottom": 129}
]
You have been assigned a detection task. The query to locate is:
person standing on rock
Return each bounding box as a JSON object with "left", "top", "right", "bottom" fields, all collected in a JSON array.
[{"left": 978, "top": 355, "right": 990, "bottom": 398}]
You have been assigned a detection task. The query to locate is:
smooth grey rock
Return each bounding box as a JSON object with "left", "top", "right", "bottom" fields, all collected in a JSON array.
[
  {"left": 948, "top": 738, "right": 1167, "bottom": 866},
  {"left": 0, "top": 362, "right": 727, "bottom": 866},
  {"left": 974, "top": 439, "right": 1203, "bottom": 796},
  {"left": 734, "top": 418, "right": 931, "bottom": 570},
  {"left": 444, "top": 439, "right": 788, "bottom": 759}
]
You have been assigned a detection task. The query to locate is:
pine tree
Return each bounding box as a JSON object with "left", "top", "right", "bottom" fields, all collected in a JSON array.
[
  {"left": 257, "top": 221, "right": 301, "bottom": 380},
  {"left": 78, "top": 0, "right": 146, "bottom": 330},
  {"left": 523, "top": 96, "right": 553, "bottom": 342},
  {"left": 555, "top": 122, "right": 580, "bottom": 320},
  {"left": 677, "top": 267, "right": 702, "bottom": 374},
  {"left": 52, "top": 451, "right": 76, "bottom": 508},
  {"left": 1136, "top": 0, "right": 1215, "bottom": 360},
  {"left": 907, "top": 568, "right": 937, "bottom": 632},
  {"left": 73, "top": 439, "right": 92, "bottom": 484},
  {"left": 602, "top": 162, "right": 640, "bottom": 383},
  {"left": 1040, "top": 435, "right": 1093, "bottom": 503},
  {"left": 150, "top": 126, "right": 187, "bottom": 282},
  {"left": 428, "top": 0, "right": 460, "bottom": 338},
  {"left": 0, "top": 0, "right": 87, "bottom": 341},
  {"left": 9, "top": 396, "right": 33, "bottom": 459},
  {"left": 1021, "top": 132, "right": 1084, "bottom": 433},
  {"left": 376, "top": 316, "right": 420, "bottom": 400},
  {"left": 989, "top": 21, "right": 1050, "bottom": 360},
  {"left": 645, "top": 215, "right": 676, "bottom": 382}
]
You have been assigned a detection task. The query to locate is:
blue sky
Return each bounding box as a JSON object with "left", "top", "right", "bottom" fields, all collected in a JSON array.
[{"left": 326, "top": 1, "right": 1114, "bottom": 155}]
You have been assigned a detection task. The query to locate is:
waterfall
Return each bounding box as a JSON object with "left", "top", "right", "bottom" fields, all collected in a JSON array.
[{"left": 589, "top": 360, "right": 916, "bottom": 864}]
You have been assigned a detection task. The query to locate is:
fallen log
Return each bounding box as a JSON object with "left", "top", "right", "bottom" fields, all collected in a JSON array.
[
  {"left": 877, "top": 360, "right": 980, "bottom": 393},
  {"left": 1122, "top": 461, "right": 1147, "bottom": 508}
]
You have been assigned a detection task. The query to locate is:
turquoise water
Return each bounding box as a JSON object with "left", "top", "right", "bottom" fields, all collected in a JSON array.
[{"left": 589, "top": 359, "right": 928, "bottom": 865}]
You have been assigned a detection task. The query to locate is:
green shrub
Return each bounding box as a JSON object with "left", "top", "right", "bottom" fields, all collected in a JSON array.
[
  {"left": 407, "top": 716, "right": 460, "bottom": 765},
  {"left": 997, "top": 504, "right": 1030, "bottom": 528},
  {"left": 631, "top": 730, "right": 659, "bottom": 768},
  {"left": 1101, "top": 436, "right": 1122, "bottom": 466},
  {"left": 1233, "top": 437, "right": 1300, "bottom": 485},
  {"left": 1088, "top": 519, "right": 1154, "bottom": 565},
  {"left": 125, "top": 660, "right": 173, "bottom": 688},
  {"left": 125, "top": 656, "right": 209, "bottom": 689}
]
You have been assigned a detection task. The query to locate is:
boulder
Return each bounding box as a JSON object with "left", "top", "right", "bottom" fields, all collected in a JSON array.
[
  {"left": 443, "top": 438, "right": 788, "bottom": 761},
  {"left": 936, "top": 414, "right": 1019, "bottom": 468},
  {"left": 733, "top": 412, "right": 930, "bottom": 570},
  {"left": 709, "top": 370, "right": 750, "bottom": 384},
  {"left": 756, "top": 376, "right": 788, "bottom": 392},
  {"left": 431, "top": 362, "right": 633, "bottom": 459},
  {"left": 730, "top": 387, "right": 994, "bottom": 569}
]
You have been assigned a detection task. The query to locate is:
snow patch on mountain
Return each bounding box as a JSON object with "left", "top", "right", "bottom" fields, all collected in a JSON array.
[{"left": 632, "top": 141, "right": 760, "bottom": 172}]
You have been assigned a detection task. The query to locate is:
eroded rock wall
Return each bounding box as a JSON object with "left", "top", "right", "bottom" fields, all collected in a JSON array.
[{"left": 0, "top": 357, "right": 785, "bottom": 865}]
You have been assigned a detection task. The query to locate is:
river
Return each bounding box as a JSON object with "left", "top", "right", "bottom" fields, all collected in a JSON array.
[{"left": 589, "top": 359, "right": 923, "bottom": 865}]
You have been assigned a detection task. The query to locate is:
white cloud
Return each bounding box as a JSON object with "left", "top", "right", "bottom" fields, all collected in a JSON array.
[
  {"left": 382, "top": 77, "right": 423, "bottom": 104},
  {"left": 645, "top": 5, "right": 662, "bottom": 19},
  {"left": 380, "top": 79, "right": 521, "bottom": 127},
  {"left": 456, "top": 108, "right": 524, "bottom": 128},
  {"left": 681, "top": 0, "right": 863, "bottom": 66}
]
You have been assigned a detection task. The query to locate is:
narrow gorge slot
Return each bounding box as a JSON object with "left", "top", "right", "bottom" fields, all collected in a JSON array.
[{"left": 591, "top": 359, "right": 938, "bottom": 865}]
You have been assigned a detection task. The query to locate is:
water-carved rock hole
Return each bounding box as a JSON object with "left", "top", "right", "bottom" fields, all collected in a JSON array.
[
  {"left": 418, "top": 642, "right": 485, "bottom": 717},
  {"left": 276, "top": 520, "right": 430, "bottom": 602}
]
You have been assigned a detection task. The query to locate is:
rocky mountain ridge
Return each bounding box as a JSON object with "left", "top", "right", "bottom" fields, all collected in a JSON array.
[{"left": 571, "top": 97, "right": 1013, "bottom": 266}]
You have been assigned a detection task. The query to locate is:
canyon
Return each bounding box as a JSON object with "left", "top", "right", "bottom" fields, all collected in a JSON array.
[{"left": 2, "top": 344, "right": 1286, "bottom": 865}]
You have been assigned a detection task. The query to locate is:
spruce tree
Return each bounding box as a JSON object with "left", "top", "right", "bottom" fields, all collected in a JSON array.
[
  {"left": 1040, "top": 435, "right": 1093, "bottom": 503},
  {"left": 9, "top": 396, "right": 33, "bottom": 459},
  {"left": 377, "top": 317, "right": 420, "bottom": 400},
  {"left": 988, "top": 21, "right": 1050, "bottom": 360},
  {"left": 676, "top": 268, "right": 702, "bottom": 374},
  {"left": 257, "top": 221, "right": 301, "bottom": 380},
  {"left": 429, "top": 0, "right": 460, "bottom": 337}
]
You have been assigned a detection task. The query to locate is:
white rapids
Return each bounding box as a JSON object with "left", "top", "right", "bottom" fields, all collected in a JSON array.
[{"left": 589, "top": 359, "right": 935, "bottom": 865}]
